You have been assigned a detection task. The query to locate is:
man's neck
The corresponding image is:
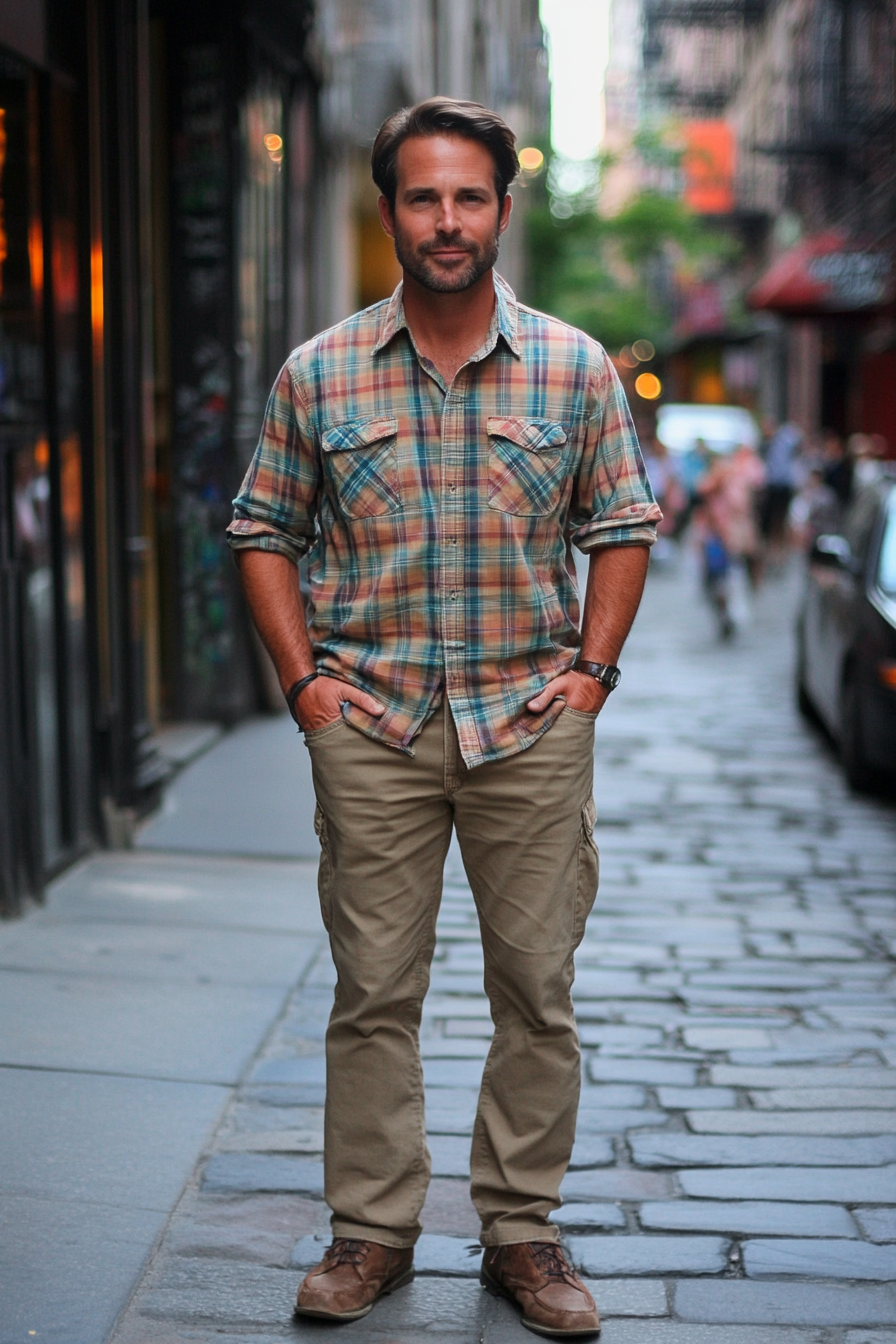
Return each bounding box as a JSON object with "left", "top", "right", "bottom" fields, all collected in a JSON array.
[{"left": 401, "top": 270, "right": 497, "bottom": 384}]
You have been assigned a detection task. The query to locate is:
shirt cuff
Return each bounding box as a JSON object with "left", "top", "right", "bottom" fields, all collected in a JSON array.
[
  {"left": 572, "top": 501, "right": 663, "bottom": 552},
  {"left": 226, "top": 518, "right": 310, "bottom": 563}
]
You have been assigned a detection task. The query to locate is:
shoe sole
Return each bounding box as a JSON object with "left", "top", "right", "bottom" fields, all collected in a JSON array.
[
  {"left": 480, "top": 1266, "right": 601, "bottom": 1338},
  {"left": 294, "top": 1267, "right": 415, "bottom": 1322}
]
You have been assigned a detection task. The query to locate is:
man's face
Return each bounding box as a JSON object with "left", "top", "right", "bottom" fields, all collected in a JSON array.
[{"left": 378, "top": 134, "right": 512, "bottom": 293}]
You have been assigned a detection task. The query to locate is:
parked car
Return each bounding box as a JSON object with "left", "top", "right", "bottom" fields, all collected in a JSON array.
[
  {"left": 657, "top": 403, "right": 760, "bottom": 456},
  {"left": 796, "top": 473, "right": 896, "bottom": 791}
]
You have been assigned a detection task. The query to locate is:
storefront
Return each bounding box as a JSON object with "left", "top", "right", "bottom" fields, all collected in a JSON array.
[{"left": 0, "top": 0, "right": 315, "bottom": 914}]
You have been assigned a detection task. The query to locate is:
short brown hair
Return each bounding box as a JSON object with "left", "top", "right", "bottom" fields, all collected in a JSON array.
[{"left": 371, "top": 97, "right": 519, "bottom": 210}]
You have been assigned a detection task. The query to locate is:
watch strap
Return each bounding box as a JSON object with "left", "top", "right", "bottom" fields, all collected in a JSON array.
[{"left": 575, "top": 659, "right": 621, "bottom": 689}]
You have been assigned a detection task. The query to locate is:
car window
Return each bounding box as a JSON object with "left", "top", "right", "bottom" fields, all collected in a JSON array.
[
  {"left": 878, "top": 496, "right": 896, "bottom": 595},
  {"left": 842, "top": 489, "right": 882, "bottom": 564}
]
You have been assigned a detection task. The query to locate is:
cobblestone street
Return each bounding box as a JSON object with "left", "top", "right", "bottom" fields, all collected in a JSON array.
[
  {"left": 11, "top": 557, "right": 896, "bottom": 1344},
  {"left": 102, "top": 557, "right": 896, "bottom": 1343}
]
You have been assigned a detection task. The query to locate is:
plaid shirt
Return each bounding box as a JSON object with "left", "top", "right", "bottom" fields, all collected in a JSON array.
[{"left": 228, "top": 276, "right": 660, "bottom": 766}]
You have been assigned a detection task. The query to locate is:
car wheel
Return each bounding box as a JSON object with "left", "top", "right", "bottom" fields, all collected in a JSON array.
[{"left": 840, "top": 669, "right": 880, "bottom": 793}]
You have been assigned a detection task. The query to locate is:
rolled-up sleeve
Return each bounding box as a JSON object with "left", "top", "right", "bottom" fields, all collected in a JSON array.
[
  {"left": 569, "top": 350, "right": 663, "bottom": 552},
  {"left": 226, "top": 360, "right": 318, "bottom": 563}
]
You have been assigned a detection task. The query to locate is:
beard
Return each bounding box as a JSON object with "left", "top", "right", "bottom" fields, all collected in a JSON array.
[{"left": 393, "top": 226, "right": 500, "bottom": 294}]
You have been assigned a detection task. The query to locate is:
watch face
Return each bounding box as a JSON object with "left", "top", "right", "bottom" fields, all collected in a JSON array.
[{"left": 603, "top": 666, "right": 622, "bottom": 690}]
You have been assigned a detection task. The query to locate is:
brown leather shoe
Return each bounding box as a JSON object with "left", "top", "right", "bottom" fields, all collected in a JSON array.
[
  {"left": 294, "top": 1238, "right": 414, "bottom": 1321},
  {"left": 481, "top": 1241, "right": 600, "bottom": 1337}
]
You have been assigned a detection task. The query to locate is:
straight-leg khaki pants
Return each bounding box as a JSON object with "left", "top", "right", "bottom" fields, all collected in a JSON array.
[{"left": 305, "top": 702, "right": 599, "bottom": 1248}]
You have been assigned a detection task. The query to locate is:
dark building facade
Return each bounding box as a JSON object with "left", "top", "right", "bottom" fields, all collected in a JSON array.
[{"left": 0, "top": 0, "right": 315, "bottom": 914}]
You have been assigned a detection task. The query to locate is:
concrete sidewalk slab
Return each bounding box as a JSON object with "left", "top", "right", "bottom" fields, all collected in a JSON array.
[
  {"left": 138, "top": 715, "right": 318, "bottom": 858},
  {"left": 0, "top": 848, "right": 325, "bottom": 1344}
]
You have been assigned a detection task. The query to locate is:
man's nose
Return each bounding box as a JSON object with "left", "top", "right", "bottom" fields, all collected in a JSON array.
[{"left": 435, "top": 198, "right": 461, "bottom": 234}]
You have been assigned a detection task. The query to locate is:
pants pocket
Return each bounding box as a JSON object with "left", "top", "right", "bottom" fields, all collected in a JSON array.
[
  {"left": 574, "top": 796, "right": 599, "bottom": 946},
  {"left": 314, "top": 802, "right": 334, "bottom": 932}
]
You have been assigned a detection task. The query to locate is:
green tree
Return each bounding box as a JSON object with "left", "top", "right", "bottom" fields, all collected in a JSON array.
[{"left": 524, "top": 150, "right": 735, "bottom": 352}]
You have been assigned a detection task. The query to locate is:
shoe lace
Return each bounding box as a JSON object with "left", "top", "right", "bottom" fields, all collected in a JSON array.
[
  {"left": 324, "top": 1238, "right": 370, "bottom": 1267},
  {"left": 531, "top": 1243, "right": 576, "bottom": 1283}
]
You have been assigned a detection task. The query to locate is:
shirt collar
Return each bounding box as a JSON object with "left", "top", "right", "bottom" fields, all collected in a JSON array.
[{"left": 372, "top": 272, "right": 521, "bottom": 359}]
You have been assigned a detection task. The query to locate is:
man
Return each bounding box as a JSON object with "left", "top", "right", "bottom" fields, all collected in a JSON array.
[{"left": 228, "top": 97, "right": 660, "bottom": 1338}]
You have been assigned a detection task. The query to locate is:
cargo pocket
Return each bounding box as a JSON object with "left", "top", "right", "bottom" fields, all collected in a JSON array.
[
  {"left": 314, "top": 802, "right": 334, "bottom": 932},
  {"left": 487, "top": 416, "right": 567, "bottom": 517},
  {"left": 573, "top": 796, "right": 599, "bottom": 946},
  {"left": 322, "top": 415, "right": 402, "bottom": 519}
]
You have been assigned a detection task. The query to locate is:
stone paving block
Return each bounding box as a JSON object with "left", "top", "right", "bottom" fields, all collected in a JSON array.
[
  {"left": 428, "top": 1133, "right": 471, "bottom": 1176},
  {"left": 844, "top": 1332, "right": 896, "bottom": 1343},
  {"left": 673, "top": 1280, "right": 896, "bottom": 1325},
  {"left": 201, "top": 1154, "right": 325, "bottom": 1195},
  {"left": 588, "top": 1058, "right": 698, "bottom": 1086},
  {"left": 560, "top": 1168, "right": 674, "bottom": 1201},
  {"left": 631, "top": 1133, "right": 896, "bottom": 1167},
  {"left": 854, "top": 1209, "right": 896, "bottom": 1243},
  {"left": 585, "top": 1278, "right": 668, "bottom": 1316},
  {"left": 554, "top": 1202, "right": 627, "bottom": 1229},
  {"left": 423, "top": 1058, "right": 486, "bottom": 1088},
  {"left": 639, "top": 1200, "right": 858, "bottom": 1237},
  {"left": 420, "top": 1039, "right": 490, "bottom": 1058},
  {"left": 578, "top": 1085, "right": 648, "bottom": 1109},
  {"left": 578, "top": 1024, "right": 665, "bottom": 1048},
  {"left": 133, "top": 1259, "right": 306, "bottom": 1328},
  {"left": 169, "top": 1193, "right": 326, "bottom": 1264},
  {"left": 752, "top": 1088, "right": 896, "bottom": 1110},
  {"left": 744, "top": 1238, "right": 896, "bottom": 1280},
  {"left": 711, "top": 1066, "right": 896, "bottom": 1090},
  {"left": 243, "top": 1084, "right": 328, "bottom": 1108},
  {"left": 576, "top": 1108, "right": 667, "bottom": 1132},
  {"left": 569, "top": 1134, "right": 614, "bottom": 1167},
  {"left": 568, "top": 1328, "right": 827, "bottom": 1344},
  {"left": 657, "top": 1087, "right": 737, "bottom": 1109},
  {"left": 567, "top": 1234, "right": 729, "bottom": 1276},
  {"left": 683, "top": 1027, "right": 772, "bottom": 1050},
  {"left": 420, "top": 1177, "right": 479, "bottom": 1236},
  {"left": 687, "top": 1110, "right": 896, "bottom": 1135},
  {"left": 424, "top": 1089, "right": 479, "bottom": 1134},
  {"left": 679, "top": 1166, "right": 896, "bottom": 1203}
]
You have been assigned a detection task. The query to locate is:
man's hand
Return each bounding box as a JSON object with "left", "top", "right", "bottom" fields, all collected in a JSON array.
[
  {"left": 527, "top": 669, "right": 608, "bottom": 717},
  {"left": 295, "top": 676, "right": 385, "bottom": 732}
]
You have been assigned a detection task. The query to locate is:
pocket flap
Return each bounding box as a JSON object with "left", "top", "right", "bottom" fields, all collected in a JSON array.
[
  {"left": 323, "top": 416, "right": 399, "bottom": 452},
  {"left": 487, "top": 417, "right": 567, "bottom": 451}
]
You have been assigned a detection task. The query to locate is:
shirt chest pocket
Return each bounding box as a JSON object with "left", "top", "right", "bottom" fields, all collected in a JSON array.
[
  {"left": 321, "top": 416, "right": 402, "bottom": 520},
  {"left": 487, "top": 417, "right": 568, "bottom": 518}
]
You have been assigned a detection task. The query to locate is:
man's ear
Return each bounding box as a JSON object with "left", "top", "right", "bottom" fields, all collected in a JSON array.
[
  {"left": 377, "top": 194, "right": 396, "bottom": 239},
  {"left": 498, "top": 193, "right": 512, "bottom": 235}
]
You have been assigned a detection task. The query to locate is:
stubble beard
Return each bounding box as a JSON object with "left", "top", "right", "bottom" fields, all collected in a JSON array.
[{"left": 393, "top": 227, "right": 500, "bottom": 294}]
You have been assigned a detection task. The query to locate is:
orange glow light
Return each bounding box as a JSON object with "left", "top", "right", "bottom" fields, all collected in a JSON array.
[
  {"left": 90, "top": 239, "right": 104, "bottom": 347},
  {"left": 878, "top": 662, "right": 896, "bottom": 690},
  {"left": 28, "top": 217, "right": 43, "bottom": 305},
  {"left": 635, "top": 372, "right": 662, "bottom": 400},
  {"left": 518, "top": 147, "right": 544, "bottom": 173},
  {"left": 34, "top": 437, "right": 50, "bottom": 471},
  {"left": 263, "top": 133, "right": 283, "bottom": 152}
]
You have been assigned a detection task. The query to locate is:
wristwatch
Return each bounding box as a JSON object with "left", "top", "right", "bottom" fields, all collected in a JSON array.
[{"left": 575, "top": 659, "right": 622, "bottom": 691}]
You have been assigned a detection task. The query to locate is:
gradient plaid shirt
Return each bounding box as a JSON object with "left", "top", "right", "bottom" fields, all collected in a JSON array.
[{"left": 228, "top": 276, "right": 660, "bottom": 766}]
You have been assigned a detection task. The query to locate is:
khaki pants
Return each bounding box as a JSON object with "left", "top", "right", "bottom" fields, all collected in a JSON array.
[{"left": 305, "top": 701, "right": 599, "bottom": 1248}]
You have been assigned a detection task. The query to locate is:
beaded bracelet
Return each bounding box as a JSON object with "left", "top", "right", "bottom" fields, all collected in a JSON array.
[{"left": 285, "top": 672, "right": 319, "bottom": 725}]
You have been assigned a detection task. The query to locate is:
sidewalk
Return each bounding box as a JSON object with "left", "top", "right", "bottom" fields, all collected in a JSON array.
[{"left": 3, "top": 553, "right": 896, "bottom": 1344}]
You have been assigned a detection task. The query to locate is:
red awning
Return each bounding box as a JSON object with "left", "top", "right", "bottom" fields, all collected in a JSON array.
[{"left": 747, "top": 231, "right": 892, "bottom": 315}]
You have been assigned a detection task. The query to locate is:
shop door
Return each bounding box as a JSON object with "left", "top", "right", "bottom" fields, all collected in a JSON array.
[{"left": 0, "top": 55, "right": 90, "bottom": 913}]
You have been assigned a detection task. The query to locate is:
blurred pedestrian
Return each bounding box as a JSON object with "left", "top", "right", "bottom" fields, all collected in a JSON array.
[
  {"left": 760, "top": 420, "right": 802, "bottom": 562},
  {"left": 788, "top": 467, "right": 840, "bottom": 551},
  {"left": 228, "top": 97, "right": 659, "bottom": 1337},
  {"left": 820, "top": 429, "right": 852, "bottom": 508},
  {"left": 641, "top": 434, "right": 686, "bottom": 561},
  {"left": 697, "top": 444, "right": 764, "bottom": 637}
]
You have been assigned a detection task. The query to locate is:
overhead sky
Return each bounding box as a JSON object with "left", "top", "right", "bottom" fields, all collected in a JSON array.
[{"left": 539, "top": 0, "right": 612, "bottom": 160}]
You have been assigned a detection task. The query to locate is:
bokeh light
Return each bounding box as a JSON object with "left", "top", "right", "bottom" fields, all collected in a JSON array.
[
  {"left": 635, "top": 372, "right": 662, "bottom": 400},
  {"left": 632, "top": 339, "right": 656, "bottom": 362},
  {"left": 518, "top": 147, "right": 545, "bottom": 173}
]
